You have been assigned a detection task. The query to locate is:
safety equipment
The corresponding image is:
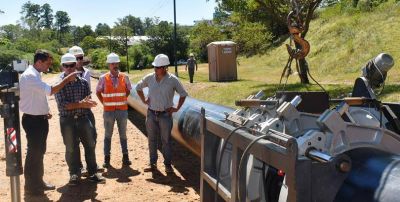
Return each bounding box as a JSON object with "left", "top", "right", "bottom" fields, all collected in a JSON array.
[
  {"left": 152, "top": 54, "right": 170, "bottom": 67},
  {"left": 106, "top": 53, "right": 120, "bottom": 63},
  {"left": 61, "top": 53, "right": 77, "bottom": 64},
  {"left": 189, "top": 53, "right": 194, "bottom": 57},
  {"left": 69, "top": 46, "right": 84, "bottom": 56},
  {"left": 102, "top": 73, "right": 128, "bottom": 111}
]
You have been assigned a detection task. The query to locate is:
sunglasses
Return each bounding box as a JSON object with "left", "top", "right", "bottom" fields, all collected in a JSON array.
[
  {"left": 63, "top": 63, "right": 76, "bottom": 68},
  {"left": 154, "top": 66, "right": 165, "bottom": 69},
  {"left": 76, "top": 56, "right": 84, "bottom": 61}
]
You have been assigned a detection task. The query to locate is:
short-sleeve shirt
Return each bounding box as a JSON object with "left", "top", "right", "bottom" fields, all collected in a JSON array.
[
  {"left": 187, "top": 58, "right": 197, "bottom": 69},
  {"left": 135, "top": 72, "right": 188, "bottom": 111},
  {"left": 19, "top": 65, "right": 51, "bottom": 115},
  {"left": 96, "top": 72, "right": 132, "bottom": 93}
]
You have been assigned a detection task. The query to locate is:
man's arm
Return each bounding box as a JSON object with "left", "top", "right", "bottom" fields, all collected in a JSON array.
[
  {"left": 50, "top": 72, "right": 79, "bottom": 95},
  {"left": 96, "top": 91, "right": 103, "bottom": 104},
  {"left": 65, "top": 97, "right": 97, "bottom": 110},
  {"left": 195, "top": 60, "right": 198, "bottom": 71},
  {"left": 136, "top": 90, "right": 149, "bottom": 105}
]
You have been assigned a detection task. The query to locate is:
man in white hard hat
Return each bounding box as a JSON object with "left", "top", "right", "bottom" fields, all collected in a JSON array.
[
  {"left": 55, "top": 53, "right": 105, "bottom": 185},
  {"left": 185, "top": 53, "right": 197, "bottom": 83},
  {"left": 68, "top": 45, "right": 99, "bottom": 175},
  {"left": 96, "top": 53, "right": 132, "bottom": 168},
  {"left": 136, "top": 53, "right": 188, "bottom": 173},
  {"left": 20, "top": 50, "right": 78, "bottom": 195}
]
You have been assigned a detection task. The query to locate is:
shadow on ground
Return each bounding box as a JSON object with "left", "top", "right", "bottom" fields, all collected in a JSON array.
[{"left": 128, "top": 107, "right": 200, "bottom": 194}]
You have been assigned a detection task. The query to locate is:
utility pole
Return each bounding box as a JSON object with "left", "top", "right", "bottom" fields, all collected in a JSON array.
[
  {"left": 125, "top": 27, "right": 129, "bottom": 73},
  {"left": 109, "top": 30, "right": 112, "bottom": 53},
  {"left": 173, "top": 0, "right": 178, "bottom": 77}
]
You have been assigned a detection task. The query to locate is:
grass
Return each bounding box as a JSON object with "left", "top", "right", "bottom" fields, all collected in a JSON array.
[{"left": 126, "top": 2, "right": 400, "bottom": 108}]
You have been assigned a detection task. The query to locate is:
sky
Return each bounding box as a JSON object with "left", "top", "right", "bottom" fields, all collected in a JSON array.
[{"left": 0, "top": 0, "right": 217, "bottom": 28}]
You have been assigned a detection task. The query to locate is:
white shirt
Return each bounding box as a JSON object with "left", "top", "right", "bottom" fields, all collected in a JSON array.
[
  {"left": 19, "top": 65, "right": 52, "bottom": 115},
  {"left": 81, "top": 67, "right": 91, "bottom": 88},
  {"left": 136, "top": 72, "right": 188, "bottom": 111}
]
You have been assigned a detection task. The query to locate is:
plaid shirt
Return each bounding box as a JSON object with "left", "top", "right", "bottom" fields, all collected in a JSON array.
[{"left": 55, "top": 76, "right": 91, "bottom": 117}]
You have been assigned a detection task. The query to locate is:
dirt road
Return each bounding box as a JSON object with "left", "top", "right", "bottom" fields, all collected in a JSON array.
[{"left": 0, "top": 74, "right": 200, "bottom": 202}]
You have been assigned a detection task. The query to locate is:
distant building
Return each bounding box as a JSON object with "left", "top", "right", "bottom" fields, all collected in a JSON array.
[
  {"left": 96, "top": 35, "right": 150, "bottom": 46},
  {"left": 193, "top": 19, "right": 213, "bottom": 26}
]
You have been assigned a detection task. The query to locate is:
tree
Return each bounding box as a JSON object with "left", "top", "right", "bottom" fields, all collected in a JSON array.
[
  {"left": 146, "top": 21, "right": 189, "bottom": 63},
  {"left": 20, "top": 1, "right": 41, "bottom": 30},
  {"left": 212, "top": 0, "right": 323, "bottom": 84},
  {"left": 54, "top": 11, "right": 70, "bottom": 44},
  {"left": 95, "top": 23, "right": 111, "bottom": 36},
  {"left": 189, "top": 22, "right": 225, "bottom": 62},
  {"left": 80, "top": 36, "right": 99, "bottom": 51},
  {"left": 39, "top": 3, "right": 53, "bottom": 29},
  {"left": 112, "top": 25, "right": 133, "bottom": 56},
  {"left": 116, "top": 15, "right": 144, "bottom": 35},
  {"left": 72, "top": 25, "right": 95, "bottom": 44},
  {"left": 0, "top": 10, "right": 4, "bottom": 14},
  {"left": 0, "top": 24, "right": 24, "bottom": 42}
]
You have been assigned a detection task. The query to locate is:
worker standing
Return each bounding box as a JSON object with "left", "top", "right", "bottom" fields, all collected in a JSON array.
[
  {"left": 68, "top": 45, "right": 101, "bottom": 175},
  {"left": 55, "top": 53, "right": 105, "bottom": 185},
  {"left": 96, "top": 53, "right": 132, "bottom": 168},
  {"left": 185, "top": 53, "right": 198, "bottom": 83},
  {"left": 136, "top": 54, "right": 188, "bottom": 173},
  {"left": 19, "top": 50, "right": 78, "bottom": 195}
]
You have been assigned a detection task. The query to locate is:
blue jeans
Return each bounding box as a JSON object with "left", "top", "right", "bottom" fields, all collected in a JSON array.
[
  {"left": 60, "top": 116, "right": 97, "bottom": 175},
  {"left": 146, "top": 110, "right": 173, "bottom": 165},
  {"left": 103, "top": 110, "right": 128, "bottom": 156}
]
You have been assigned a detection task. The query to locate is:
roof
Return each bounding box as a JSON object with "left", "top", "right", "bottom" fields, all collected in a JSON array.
[{"left": 207, "top": 41, "right": 236, "bottom": 46}]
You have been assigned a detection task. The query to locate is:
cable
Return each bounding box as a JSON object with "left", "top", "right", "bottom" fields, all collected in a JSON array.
[
  {"left": 306, "top": 64, "right": 330, "bottom": 100},
  {"left": 214, "top": 126, "right": 248, "bottom": 202},
  {"left": 237, "top": 134, "right": 269, "bottom": 202}
]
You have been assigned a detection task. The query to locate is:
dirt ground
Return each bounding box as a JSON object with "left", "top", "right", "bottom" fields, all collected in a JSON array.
[{"left": 0, "top": 74, "right": 200, "bottom": 202}]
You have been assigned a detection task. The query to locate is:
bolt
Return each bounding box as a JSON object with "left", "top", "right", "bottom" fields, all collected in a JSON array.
[{"left": 338, "top": 161, "right": 351, "bottom": 173}]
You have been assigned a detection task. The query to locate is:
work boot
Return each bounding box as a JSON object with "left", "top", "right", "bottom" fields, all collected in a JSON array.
[
  {"left": 103, "top": 155, "right": 110, "bottom": 168},
  {"left": 122, "top": 154, "right": 132, "bottom": 166}
]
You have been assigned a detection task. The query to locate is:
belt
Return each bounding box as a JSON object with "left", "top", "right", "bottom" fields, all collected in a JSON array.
[
  {"left": 148, "top": 108, "right": 167, "bottom": 115},
  {"left": 23, "top": 113, "right": 48, "bottom": 119},
  {"left": 62, "top": 113, "right": 88, "bottom": 119}
]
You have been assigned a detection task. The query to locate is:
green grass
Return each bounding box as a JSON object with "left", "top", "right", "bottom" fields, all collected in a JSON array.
[{"left": 128, "top": 2, "right": 400, "bottom": 108}]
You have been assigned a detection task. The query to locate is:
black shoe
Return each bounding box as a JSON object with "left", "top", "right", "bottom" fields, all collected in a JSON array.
[
  {"left": 103, "top": 155, "right": 110, "bottom": 168},
  {"left": 81, "top": 167, "right": 89, "bottom": 177},
  {"left": 88, "top": 173, "right": 106, "bottom": 184},
  {"left": 122, "top": 154, "right": 132, "bottom": 166},
  {"left": 144, "top": 163, "right": 157, "bottom": 172},
  {"left": 68, "top": 174, "right": 80, "bottom": 186},
  {"left": 165, "top": 164, "right": 174, "bottom": 173},
  {"left": 41, "top": 182, "right": 56, "bottom": 190}
]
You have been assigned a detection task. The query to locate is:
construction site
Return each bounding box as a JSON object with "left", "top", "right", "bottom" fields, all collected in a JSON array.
[{"left": 1, "top": 0, "right": 400, "bottom": 202}]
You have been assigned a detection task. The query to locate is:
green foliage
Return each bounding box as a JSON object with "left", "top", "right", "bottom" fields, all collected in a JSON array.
[
  {"left": 54, "top": 11, "right": 70, "bottom": 44},
  {"left": 95, "top": 23, "right": 111, "bottom": 36},
  {"left": 39, "top": 3, "right": 53, "bottom": 29},
  {"left": 15, "top": 38, "right": 37, "bottom": 53},
  {"left": 128, "top": 44, "right": 153, "bottom": 68},
  {"left": 116, "top": 15, "right": 144, "bottom": 35},
  {"left": 0, "top": 24, "right": 24, "bottom": 42},
  {"left": 189, "top": 22, "right": 225, "bottom": 62},
  {"left": 80, "top": 36, "right": 98, "bottom": 52},
  {"left": 89, "top": 48, "right": 109, "bottom": 69},
  {"left": 145, "top": 21, "right": 189, "bottom": 63},
  {"left": 231, "top": 21, "right": 273, "bottom": 57},
  {"left": 0, "top": 48, "right": 24, "bottom": 68}
]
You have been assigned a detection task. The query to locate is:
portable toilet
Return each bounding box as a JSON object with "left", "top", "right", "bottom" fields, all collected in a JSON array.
[{"left": 207, "top": 41, "right": 237, "bottom": 82}]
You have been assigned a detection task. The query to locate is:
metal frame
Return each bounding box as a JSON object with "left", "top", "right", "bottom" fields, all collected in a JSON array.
[{"left": 200, "top": 108, "right": 351, "bottom": 202}]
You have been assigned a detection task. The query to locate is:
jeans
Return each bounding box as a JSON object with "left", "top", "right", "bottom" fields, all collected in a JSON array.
[
  {"left": 22, "top": 114, "right": 48, "bottom": 191},
  {"left": 77, "top": 110, "right": 97, "bottom": 168},
  {"left": 145, "top": 110, "right": 173, "bottom": 165},
  {"left": 60, "top": 115, "right": 97, "bottom": 176},
  {"left": 103, "top": 110, "right": 128, "bottom": 156}
]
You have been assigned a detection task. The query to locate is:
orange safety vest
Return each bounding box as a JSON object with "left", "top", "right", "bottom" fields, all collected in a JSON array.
[{"left": 102, "top": 73, "right": 128, "bottom": 111}]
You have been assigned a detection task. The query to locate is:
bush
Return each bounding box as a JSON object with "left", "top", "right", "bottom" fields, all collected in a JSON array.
[
  {"left": 89, "top": 48, "right": 109, "bottom": 69},
  {"left": 0, "top": 48, "right": 24, "bottom": 68},
  {"left": 232, "top": 22, "right": 273, "bottom": 57}
]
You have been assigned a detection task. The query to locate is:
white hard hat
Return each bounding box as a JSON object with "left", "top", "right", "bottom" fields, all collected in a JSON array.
[
  {"left": 69, "top": 46, "right": 84, "bottom": 56},
  {"left": 189, "top": 53, "right": 194, "bottom": 57},
  {"left": 152, "top": 54, "right": 170, "bottom": 67},
  {"left": 106, "top": 53, "right": 120, "bottom": 63},
  {"left": 61, "top": 53, "right": 77, "bottom": 64}
]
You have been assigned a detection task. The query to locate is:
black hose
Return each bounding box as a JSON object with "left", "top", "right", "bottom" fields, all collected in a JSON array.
[
  {"left": 214, "top": 126, "right": 248, "bottom": 202},
  {"left": 237, "top": 134, "right": 269, "bottom": 202}
]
